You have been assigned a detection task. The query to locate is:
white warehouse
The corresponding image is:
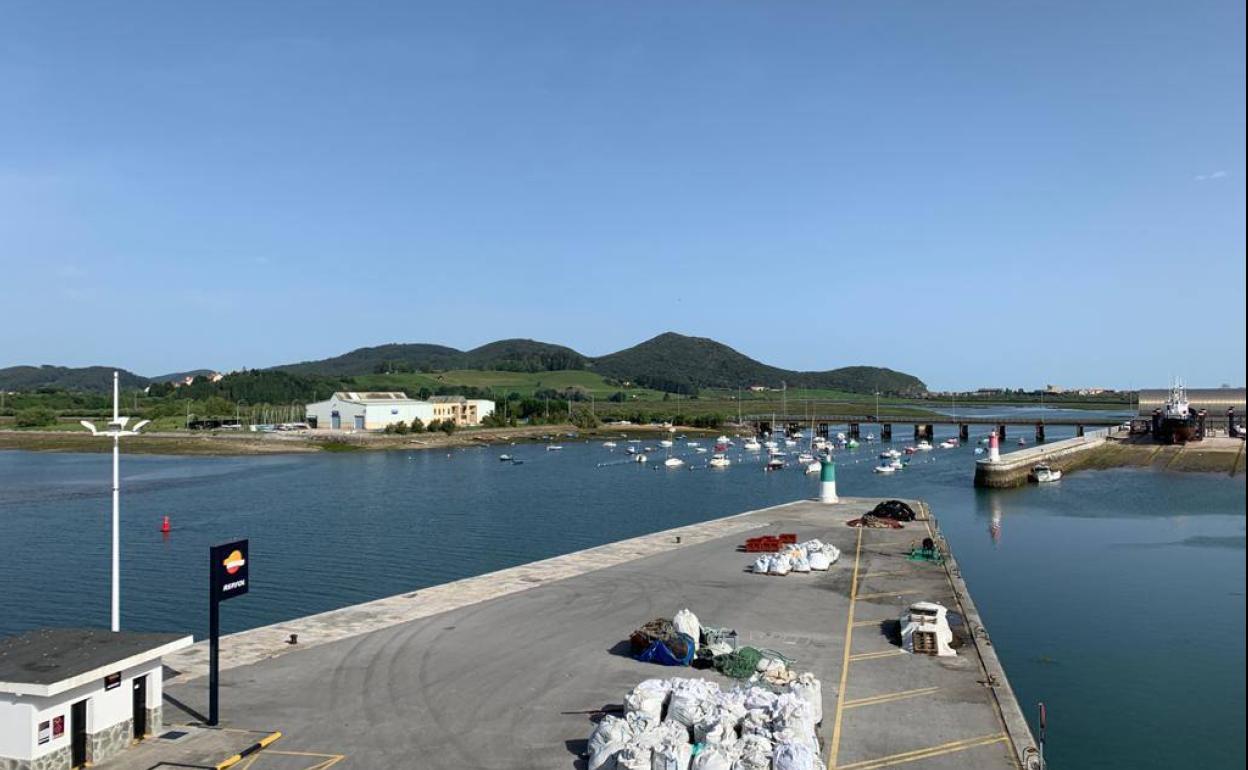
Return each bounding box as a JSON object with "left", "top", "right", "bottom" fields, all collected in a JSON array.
[{"left": 304, "top": 392, "right": 494, "bottom": 431}]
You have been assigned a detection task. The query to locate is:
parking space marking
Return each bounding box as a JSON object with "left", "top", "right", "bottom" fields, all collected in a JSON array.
[
  {"left": 827, "top": 525, "right": 864, "bottom": 770},
  {"left": 848, "top": 649, "right": 906, "bottom": 662},
  {"left": 855, "top": 590, "right": 919, "bottom": 601},
  {"left": 843, "top": 686, "right": 940, "bottom": 709},
  {"left": 836, "top": 733, "right": 1009, "bottom": 770}
]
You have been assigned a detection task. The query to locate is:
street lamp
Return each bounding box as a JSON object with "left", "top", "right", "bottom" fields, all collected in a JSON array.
[{"left": 80, "top": 371, "right": 149, "bottom": 632}]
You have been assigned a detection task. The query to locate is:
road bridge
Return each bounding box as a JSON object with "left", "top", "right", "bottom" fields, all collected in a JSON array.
[{"left": 742, "top": 413, "right": 1123, "bottom": 443}]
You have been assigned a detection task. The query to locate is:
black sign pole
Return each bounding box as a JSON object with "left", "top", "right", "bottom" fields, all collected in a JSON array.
[
  {"left": 208, "top": 568, "right": 220, "bottom": 726},
  {"left": 207, "top": 539, "right": 249, "bottom": 728}
]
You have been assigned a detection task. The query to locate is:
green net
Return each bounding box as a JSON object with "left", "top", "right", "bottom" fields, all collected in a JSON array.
[{"left": 712, "top": 646, "right": 795, "bottom": 679}]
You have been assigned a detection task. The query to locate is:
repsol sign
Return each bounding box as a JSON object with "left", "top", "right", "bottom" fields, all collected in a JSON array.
[{"left": 210, "top": 539, "right": 249, "bottom": 601}]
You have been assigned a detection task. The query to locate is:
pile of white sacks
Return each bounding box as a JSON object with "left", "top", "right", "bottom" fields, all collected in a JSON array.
[
  {"left": 587, "top": 675, "right": 824, "bottom": 770},
  {"left": 751, "top": 539, "right": 840, "bottom": 576}
]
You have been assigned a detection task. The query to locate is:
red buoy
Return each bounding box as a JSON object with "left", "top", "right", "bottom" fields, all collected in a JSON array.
[{"left": 160, "top": 516, "right": 171, "bottom": 533}]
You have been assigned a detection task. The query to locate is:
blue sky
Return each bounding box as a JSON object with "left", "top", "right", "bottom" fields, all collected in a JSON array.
[{"left": 1, "top": 0, "right": 1243, "bottom": 390}]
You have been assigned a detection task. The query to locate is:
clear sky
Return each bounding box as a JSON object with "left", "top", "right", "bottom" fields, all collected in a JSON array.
[{"left": 2, "top": 0, "right": 1243, "bottom": 390}]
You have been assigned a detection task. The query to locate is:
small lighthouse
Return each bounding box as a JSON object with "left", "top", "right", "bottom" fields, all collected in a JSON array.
[
  {"left": 987, "top": 431, "right": 1001, "bottom": 463},
  {"left": 820, "top": 458, "right": 839, "bottom": 504}
]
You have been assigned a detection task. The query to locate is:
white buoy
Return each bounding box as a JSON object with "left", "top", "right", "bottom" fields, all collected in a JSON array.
[
  {"left": 819, "top": 459, "right": 839, "bottom": 504},
  {"left": 988, "top": 431, "right": 1001, "bottom": 463}
]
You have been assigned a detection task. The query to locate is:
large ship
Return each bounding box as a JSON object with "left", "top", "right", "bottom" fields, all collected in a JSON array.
[{"left": 1152, "top": 382, "right": 1200, "bottom": 444}]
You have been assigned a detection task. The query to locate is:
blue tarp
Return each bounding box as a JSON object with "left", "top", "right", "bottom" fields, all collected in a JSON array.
[{"left": 634, "top": 633, "right": 696, "bottom": 666}]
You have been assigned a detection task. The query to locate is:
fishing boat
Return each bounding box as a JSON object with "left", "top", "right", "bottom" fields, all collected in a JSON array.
[
  {"left": 916, "top": 441, "right": 933, "bottom": 452},
  {"left": 603, "top": 441, "right": 617, "bottom": 448},
  {"left": 1031, "top": 464, "right": 1062, "bottom": 483},
  {"left": 880, "top": 449, "right": 901, "bottom": 459},
  {"left": 1155, "top": 381, "right": 1197, "bottom": 444},
  {"left": 766, "top": 456, "right": 785, "bottom": 470},
  {"left": 743, "top": 438, "right": 762, "bottom": 451},
  {"left": 664, "top": 456, "right": 685, "bottom": 468},
  {"left": 873, "top": 461, "right": 898, "bottom": 474},
  {"left": 709, "top": 453, "right": 731, "bottom": 468},
  {"left": 714, "top": 442, "right": 730, "bottom": 452},
  {"left": 499, "top": 454, "right": 513, "bottom": 462}
]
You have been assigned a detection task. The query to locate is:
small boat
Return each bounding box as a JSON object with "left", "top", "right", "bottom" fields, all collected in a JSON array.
[
  {"left": 1031, "top": 464, "right": 1061, "bottom": 483},
  {"left": 695, "top": 447, "right": 708, "bottom": 454},
  {"left": 499, "top": 454, "right": 513, "bottom": 462},
  {"left": 846, "top": 439, "right": 860, "bottom": 449},
  {"left": 686, "top": 441, "right": 700, "bottom": 448},
  {"left": 873, "top": 462, "right": 898, "bottom": 474},
  {"left": 939, "top": 440, "right": 957, "bottom": 449},
  {"left": 836, "top": 432, "right": 846, "bottom": 441},
  {"left": 1018, "top": 438, "right": 1027, "bottom": 447},
  {"left": 889, "top": 458, "right": 904, "bottom": 470},
  {"left": 709, "top": 453, "right": 731, "bottom": 468},
  {"left": 546, "top": 445, "right": 563, "bottom": 451},
  {"left": 916, "top": 441, "right": 933, "bottom": 452},
  {"left": 904, "top": 446, "right": 917, "bottom": 455},
  {"left": 764, "top": 440, "right": 779, "bottom": 450},
  {"left": 713, "top": 442, "right": 730, "bottom": 452},
  {"left": 635, "top": 454, "right": 648, "bottom": 463},
  {"left": 974, "top": 447, "right": 985, "bottom": 455},
  {"left": 766, "top": 457, "right": 786, "bottom": 470},
  {"left": 664, "top": 457, "right": 685, "bottom": 468},
  {"left": 626, "top": 445, "right": 638, "bottom": 455},
  {"left": 865, "top": 433, "right": 876, "bottom": 442},
  {"left": 797, "top": 452, "right": 815, "bottom": 464},
  {"left": 805, "top": 461, "right": 821, "bottom": 475},
  {"left": 716, "top": 435, "right": 731, "bottom": 445},
  {"left": 880, "top": 449, "right": 901, "bottom": 459},
  {"left": 784, "top": 438, "right": 797, "bottom": 447},
  {"left": 743, "top": 439, "right": 762, "bottom": 451},
  {"left": 603, "top": 441, "right": 617, "bottom": 448},
  {"left": 659, "top": 439, "right": 674, "bottom": 448}
]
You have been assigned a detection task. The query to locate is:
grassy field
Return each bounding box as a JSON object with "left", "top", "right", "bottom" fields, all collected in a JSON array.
[{"left": 350, "top": 370, "right": 668, "bottom": 399}]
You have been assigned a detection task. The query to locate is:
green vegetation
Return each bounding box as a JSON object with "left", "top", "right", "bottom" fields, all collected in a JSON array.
[
  {"left": 14, "top": 407, "right": 56, "bottom": 427},
  {"left": 0, "top": 365, "right": 147, "bottom": 392}
]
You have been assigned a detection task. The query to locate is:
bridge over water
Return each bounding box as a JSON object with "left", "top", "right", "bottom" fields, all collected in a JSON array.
[{"left": 742, "top": 412, "right": 1123, "bottom": 442}]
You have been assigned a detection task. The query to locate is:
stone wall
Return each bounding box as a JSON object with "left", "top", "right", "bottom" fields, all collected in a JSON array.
[
  {"left": 89, "top": 719, "right": 131, "bottom": 765},
  {"left": 0, "top": 745, "right": 72, "bottom": 770},
  {"left": 974, "top": 433, "right": 1109, "bottom": 488},
  {"left": 145, "top": 705, "right": 163, "bottom": 736}
]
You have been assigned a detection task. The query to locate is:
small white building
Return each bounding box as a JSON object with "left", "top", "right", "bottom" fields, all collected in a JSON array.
[
  {"left": 0, "top": 628, "right": 192, "bottom": 769},
  {"left": 305, "top": 392, "right": 435, "bottom": 431}
]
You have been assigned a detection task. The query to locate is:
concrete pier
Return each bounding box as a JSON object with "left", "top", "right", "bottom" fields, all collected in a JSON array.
[
  {"left": 974, "top": 429, "right": 1111, "bottom": 488},
  {"left": 142, "top": 499, "right": 1036, "bottom": 770}
]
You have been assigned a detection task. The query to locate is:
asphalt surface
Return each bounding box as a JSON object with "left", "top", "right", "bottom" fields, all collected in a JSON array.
[{"left": 136, "top": 498, "right": 1025, "bottom": 769}]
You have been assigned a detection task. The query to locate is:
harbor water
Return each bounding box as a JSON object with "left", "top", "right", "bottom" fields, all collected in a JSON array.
[{"left": 0, "top": 415, "right": 1243, "bottom": 768}]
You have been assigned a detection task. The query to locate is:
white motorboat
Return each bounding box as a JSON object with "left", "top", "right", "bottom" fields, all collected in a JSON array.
[
  {"left": 805, "top": 461, "right": 821, "bottom": 474},
  {"left": 916, "top": 441, "right": 933, "bottom": 452},
  {"left": 635, "top": 453, "right": 648, "bottom": 463},
  {"left": 603, "top": 441, "right": 617, "bottom": 448},
  {"left": 865, "top": 433, "right": 876, "bottom": 442},
  {"left": 626, "top": 445, "right": 638, "bottom": 455},
  {"left": 974, "top": 447, "right": 985, "bottom": 455},
  {"left": 784, "top": 438, "right": 797, "bottom": 447},
  {"left": 797, "top": 452, "right": 815, "bottom": 464},
  {"left": 695, "top": 447, "right": 708, "bottom": 454},
  {"left": 664, "top": 457, "right": 685, "bottom": 468},
  {"left": 659, "top": 439, "right": 674, "bottom": 448},
  {"left": 889, "top": 458, "right": 904, "bottom": 470},
  {"left": 743, "top": 439, "right": 762, "bottom": 451},
  {"left": 686, "top": 441, "right": 700, "bottom": 448},
  {"left": 939, "top": 440, "right": 957, "bottom": 449},
  {"left": 880, "top": 449, "right": 901, "bottom": 459},
  {"left": 764, "top": 440, "right": 779, "bottom": 450},
  {"left": 546, "top": 445, "right": 563, "bottom": 451},
  {"left": 1031, "top": 464, "right": 1062, "bottom": 483},
  {"left": 873, "top": 462, "right": 897, "bottom": 474},
  {"left": 766, "top": 457, "right": 785, "bottom": 470},
  {"left": 709, "top": 454, "right": 731, "bottom": 468},
  {"left": 836, "top": 432, "right": 847, "bottom": 441},
  {"left": 499, "top": 454, "right": 513, "bottom": 462},
  {"left": 716, "top": 435, "right": 731, "bottom": 445}
]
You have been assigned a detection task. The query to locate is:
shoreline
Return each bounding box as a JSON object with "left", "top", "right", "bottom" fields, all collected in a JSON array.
[{"left": 0, "top": 423, "right": 725, "bottom": 456}]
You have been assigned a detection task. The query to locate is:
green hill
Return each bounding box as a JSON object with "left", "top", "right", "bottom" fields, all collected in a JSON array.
[
  {"left": 274, "top": 339, "right": 585, "bottom": 376},
  {"left": 590, "top": 333, "right": 927, "bottom": 396},
  {"left": 0, "top": 365, "right": 149, "bottom": 393}
]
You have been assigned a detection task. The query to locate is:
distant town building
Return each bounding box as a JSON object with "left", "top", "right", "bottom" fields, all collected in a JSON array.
[{"left": 303, "top": 392, "right": 494, "bottom": 431}]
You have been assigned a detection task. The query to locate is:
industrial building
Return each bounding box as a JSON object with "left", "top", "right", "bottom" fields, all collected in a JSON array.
[{"left": 304, "top": 392, "right": 494, "bottom": 431}]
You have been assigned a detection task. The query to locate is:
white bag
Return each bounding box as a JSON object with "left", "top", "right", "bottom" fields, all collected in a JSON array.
[
  {"left": 791, "top": 555, "right": 811, "bottom": 573},
  {"left": 651, "top": 743, "right": 692, "bottom": 770},
  {"left": 752, "top": 556, "right": 771, "bottom": 574},
  {"left": 788, "top": 673, "right": 823, "bottom": 724},
  {"left": 691, "top": 745, "right": 735, "bottom": 770},
  {"left": 589, "top": 739, "right": 627, "bottom": 770},
  {"left": 626, "top": 680, "right": 671, "bottom": 722},
  {"left": 668, "top": 690, "right": 708, "bottom": 727},
  {"left": 617, "top": 744, "right": 653, "bottom": 770},
  {"left": 732, "top": 734, "right": 773, "bottom": 770},
  {"left": 807, "top": 552, "right": 830, "bottom": 571},
  {"left": 772, "top": 740, "right": 817, "bottom": 770},
  {"left": 673, "top": 608, "right": 701, "bottom": 644},
  {"left": 589, "top": 716, "right": 633, "bottom": 757},
  {"left": 820, "top": 545, "right": 841, "bottom": 563},
  {"left": 768, "top": 555, "right": 791, "bottom": 576}
]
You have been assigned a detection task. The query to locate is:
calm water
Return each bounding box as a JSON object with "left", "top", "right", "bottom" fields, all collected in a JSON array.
[{"left": 1, "top": 415, "right": 1243, "bottom": 768}]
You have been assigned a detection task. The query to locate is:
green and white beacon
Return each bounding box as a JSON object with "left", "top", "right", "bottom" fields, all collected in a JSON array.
[{"left": 819, "top": 457, "right": 839, "bottom": 504}]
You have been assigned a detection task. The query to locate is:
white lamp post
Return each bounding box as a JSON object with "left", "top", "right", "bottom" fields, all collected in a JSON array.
[{"left": 80, "top": 371, "right": 150, "bottom": 632}]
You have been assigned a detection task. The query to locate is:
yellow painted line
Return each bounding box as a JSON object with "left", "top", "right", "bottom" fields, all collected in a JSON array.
[
  {"left": 849, "top": 649, "right": 906, "bottom": 662},
  {"left": 855, "top": 590, "right": 918, "bottom": 601},
  {"left": 215, "top": 731, "right": 282, "bottom": 769},
  {"left": 844, "top": 686, "right": 940, "bottom": 709},
  {"left": 836, "top": 733, "right": 1009, "bottom": 770},
  {"left": 827, "top": 525, "right": 863, "bottom": 770},
  {"left": 264, "top": 750, "right": 348, "bottom": 770}
]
